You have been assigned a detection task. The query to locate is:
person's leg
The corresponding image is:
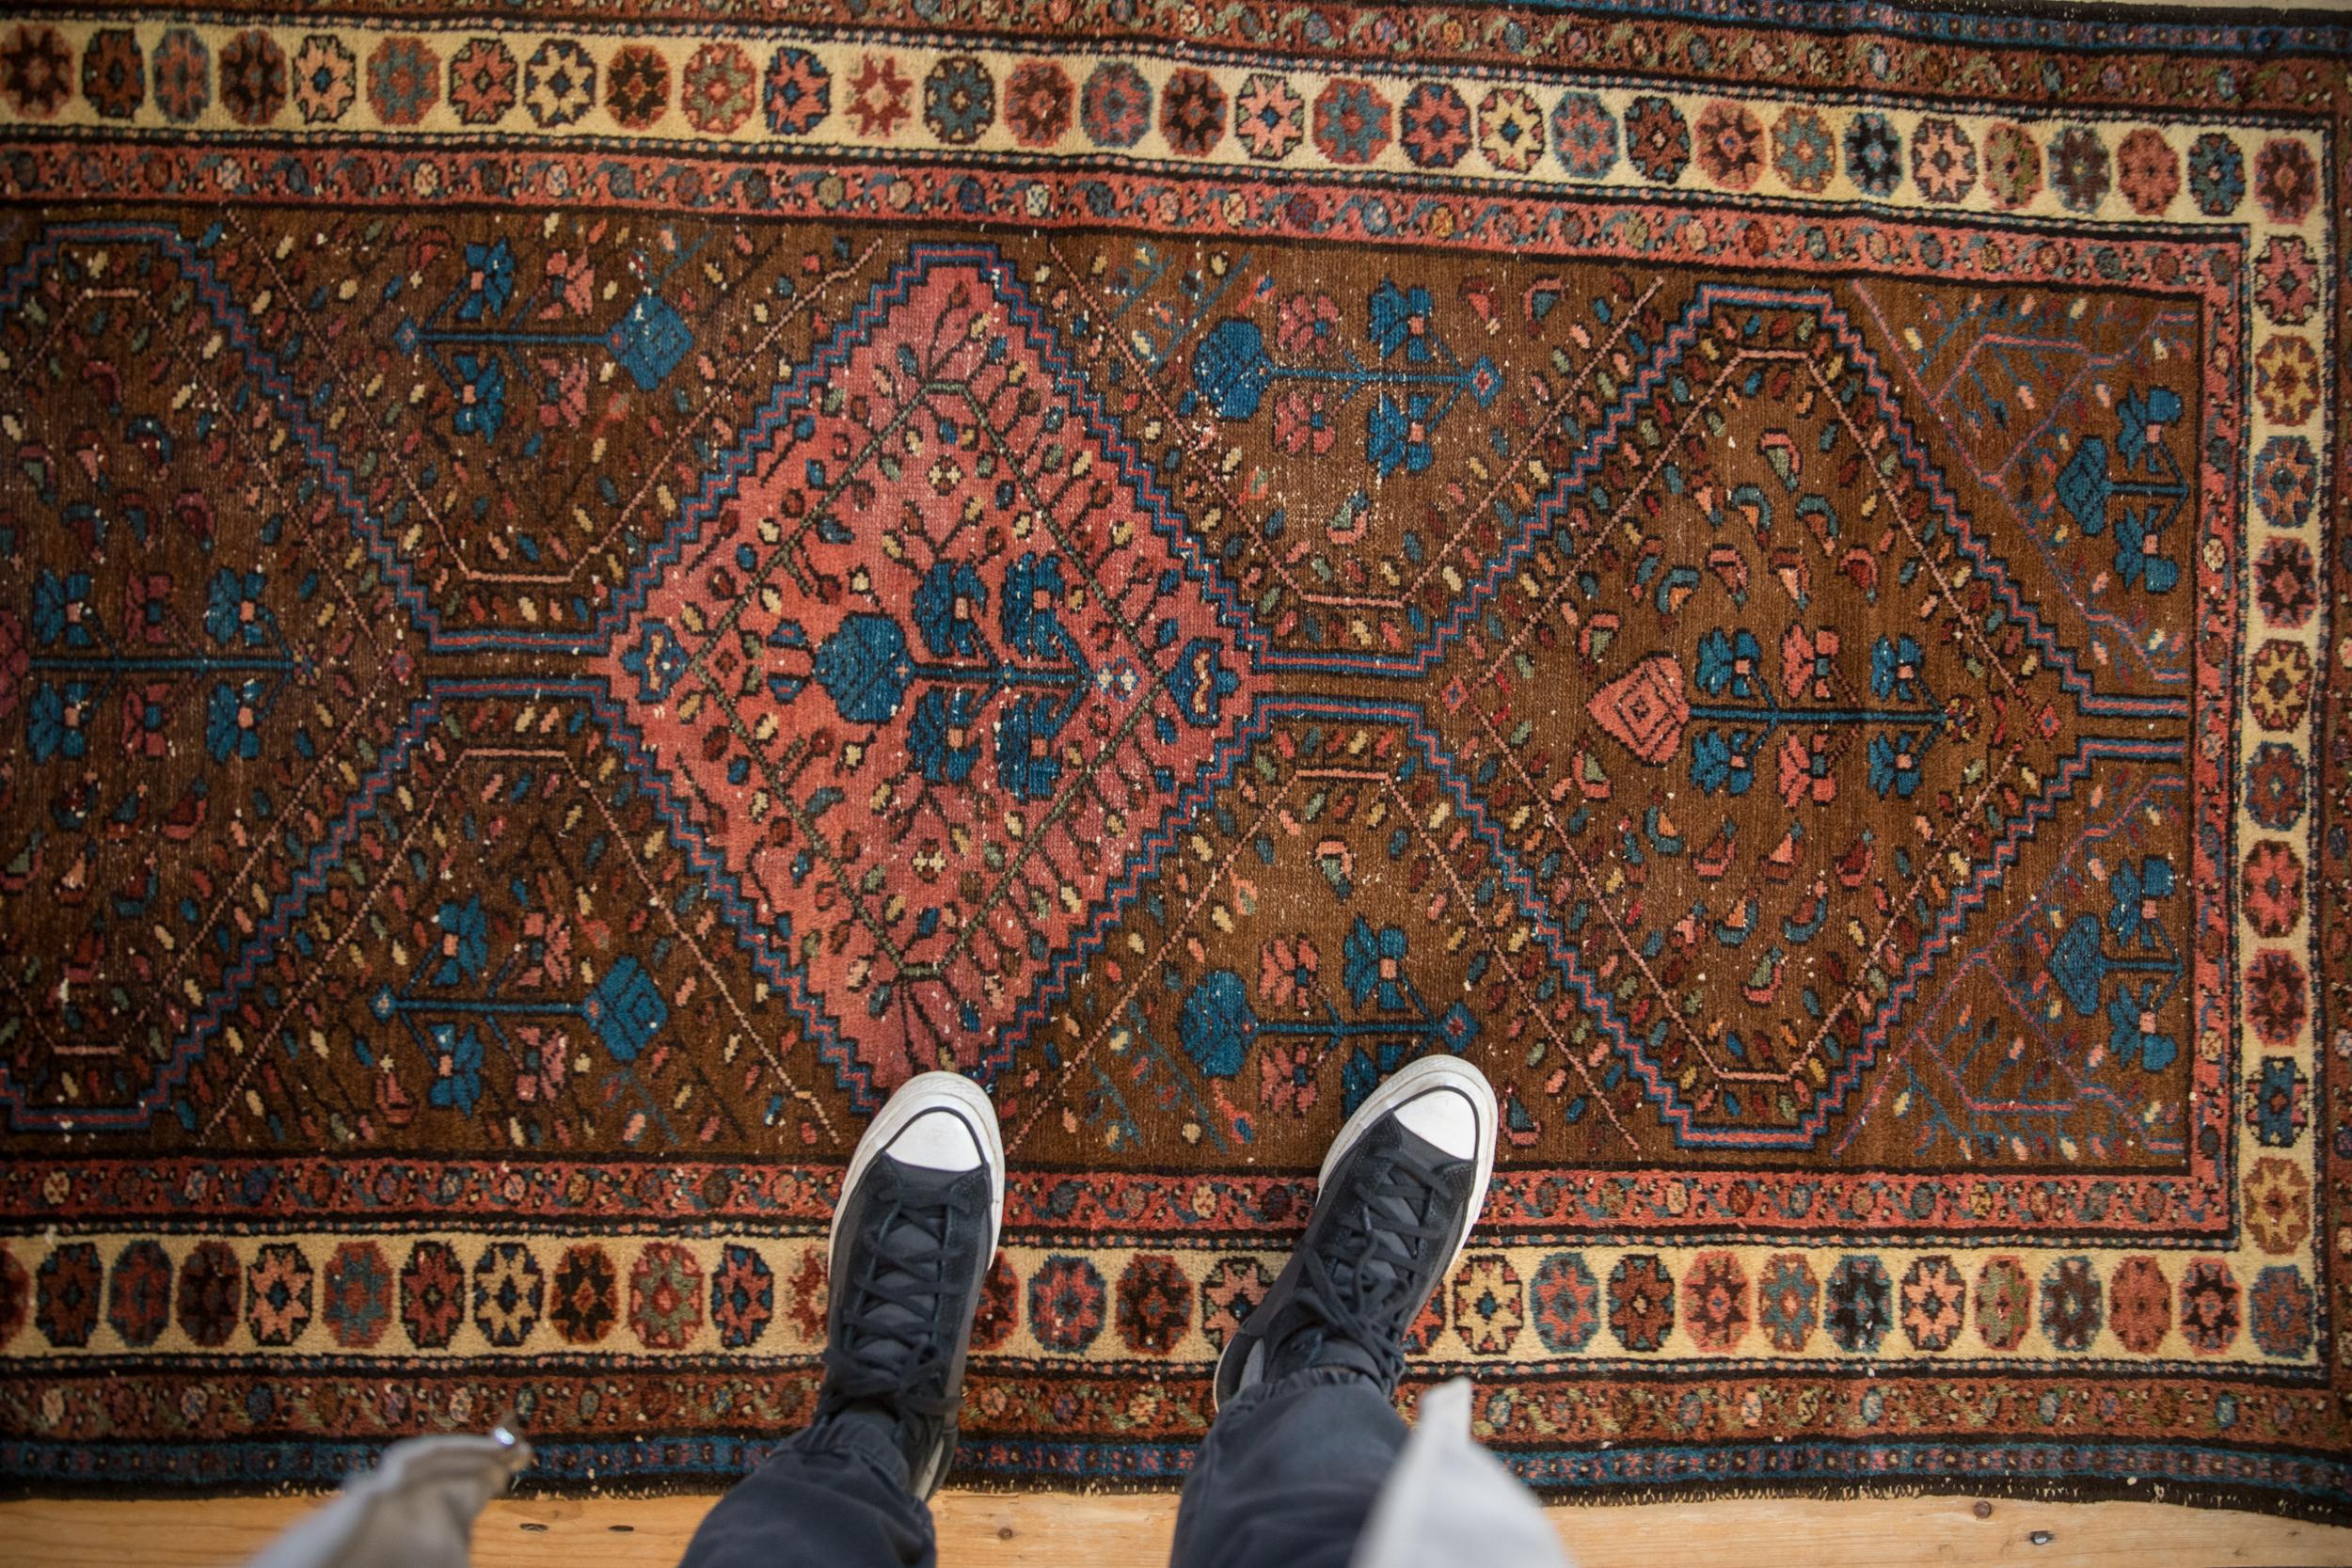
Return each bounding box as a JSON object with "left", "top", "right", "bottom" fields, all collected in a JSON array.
[
  {"left": 677, "top": 1073, "right": 1006, "bottom": 1568},
  {"left": 1168, "top": 1367, "right": 1408, "bottom": 1568},
  {"left": 1170, "top": 1055, "right": 1498, "bottom": 1568},
  {"left": 677, "top": 1417, "right": 935, "bottom": 1568}
]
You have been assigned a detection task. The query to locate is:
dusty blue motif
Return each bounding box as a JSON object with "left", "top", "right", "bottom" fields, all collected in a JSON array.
[
  {"left": 2055, "top": 386, "right": 2185, "bottom": 597},
  {"left": 607, "top": 296, "right": 692, "bottom": 390},
  {"left": 993, "top": 691, "right": 1065, "bottom": 800},
  {"left": 2106, "top": 986, "right": 2177, "bottom": 1072},
  {"left": 423, "top": 1022, "right": 485, "bottom": 1117},
  {"left": 1697, "top": 628, "right": 1762, "bottom": 698},
  {"left": 813, "top": 612, "right": 914, "bottom": 723},
  {"left": 1178, "top": 969, "right": 1254, "bottom": 1078},
  {"left": 204, "top": 678, "right": 267, "bottom": 762},
  {"left": 1191, "top": 319, "right": 1275, "bottom": 419},
  {"left": 1368, "top": 281, "right": 1437, "bottom": 363},
  {"left": 453, "top": 354, "right": 506, "bottom": 439},
  {"left": 31, "top": 570, "right": 94, "bottom": 648},
  {"left": 914, "top": 561, "right": 989, "bottom": 657},
  {"left": 1870, "top": 636, "right": 1924, "bottom": 702},
  {"left": 1368, "top": 392, "right": 1435, "bottom": 477},
  {"left": 2108, "top": 857, "right": 2174, "bottom": 946},
  {"left": 204, "top": 568, "right": 270, "bottom": 647},
  {"left": 588, "top": 956, "right": 668, "bottom": 1061},
  {"left": 1001, "top": 553, "right": 1067, "bottom": 658},
  {"left": 1193, "top": 278, "right": 1499, "bottom": 479},
  {"left": 909, "top": 688, "right": 981, "bottom": 783},
  {"left": 458, "top": 240, "right": 516, "bottom": 324},
  {"left": 1691, "top": 729, "right": 1755, "bottom": 796},
  {"left": 1343, "top": 917, "right": 1412, "bottom": 1011},
  {"left": 1866, "top": 733, "right": 1923, "bottom": 799},
  {"left": 432, "top": 897, "right": 489, "bottom": 986},
  {"left": 27, "top": 682, "right": 90, "bottom": 762}
]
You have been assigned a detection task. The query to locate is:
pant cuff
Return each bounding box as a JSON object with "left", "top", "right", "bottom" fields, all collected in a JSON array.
[
  {"left": 1220, "top": 1362, "right": 1386, "bottom": 1424},
  {"left": 788, "top": 1408, "right": 916, "bottom": 1495}
]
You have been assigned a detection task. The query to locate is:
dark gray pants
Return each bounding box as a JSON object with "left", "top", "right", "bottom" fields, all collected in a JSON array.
[{"left": 678, "top": 1367, "right": 1407, "bottom": 1568}]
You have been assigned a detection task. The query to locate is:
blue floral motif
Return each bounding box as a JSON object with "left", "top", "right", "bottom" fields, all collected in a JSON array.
[
  {"left": 1869, "top": 635, "right": 1923, "bottom": 702},
  {"left": 1178, "top": 969, "right": 1253, "bottom": 1078},
  {"left": 1435, "top": 1001, "right": 1481, "bottom": 1053},
  {"left": 1343, "top": 916, "right": 1411, "bottom": 1011},
  {"left": 1695, "top": 627, "right": 1760, "bottom": 697},
  {"left": 2106, "top": 984, "right": 2176, "bottom": 1072},
  {"left": 1190, "top": 319, "right": 1274, "bottom": 419},
  {"left": 205, "top": 678, "right": 266, "bottom": 762},
  {"left": 2116, "top": 387, "right": 2182, "bottom": 470},
  {"left": 1690, "top": 729, "right": 1753, "bottom": 796},
  {"left": 1368, "top": 280, "right": 1435, "bottom": 363},
  {"left": 424, "top": 1022, "right": 485, "bottom": 1117},
  {"left": 1193, "top": 278, "right": 1486, "bottom": 472},
  {"left": 606, "top": 295, "right": 692, "bottom": 390},
  {"left": 2108, "top": 857, "right": 2173, "bottom": 947},
  {"left": 913, "top": 560, "right": 988, "bottom": 658},
  {"left": 908, "top": 688, "right": 980, "bottom": 783},
  {"left": 586, "top": 956, "right": 667, "bottom": 1062},
  {"left": 2112, "top": 509, "right": 2178, "bottom": 593},
  {"left": 204, "top": 567, "right": 270, "bottom": 647},
  {"left": 2057, "top": 437, "right": 2111, "bottom": 533},
  {"left": 1341, "top": 1040, "right": 1412, "bottom": 1116},
  {"left": 813, "top": 612, "right": 912, "bottom": 723},
  {"left": 1866, "top": 732, "right": 1922, "bottom": 799},
  {"left": 621, "top": 620, "right": 691, "bottom": 705},
  {"left": 993, "top": 691, "right": 1064, "bottom": 800},
  {"left": 457, "top": 240, "right": 516, "bottom": 324},
  {"left": 30, "top": 570, "right": 94, "bottom": 648},
  {"left": 1001, "top": 552, "right": 1066, "bottom": 658},
  {"left": 1368, "top": 392, "right": 1434, "bottom": 477},
  {"left": 2056, "top": 388, "right": 2187, "bottom": 602},
  {"left": 453, "top": 353, "right": 506, "bottom": 440},
  {"left": 432, "top": 897, "right": 489, "bottom": 986},
  {"left": 2047, "top": 914, "right": 2106, "bottom": 1016},
  {"left": 27, "top": 682, "right": 89, "bottom": 762}
]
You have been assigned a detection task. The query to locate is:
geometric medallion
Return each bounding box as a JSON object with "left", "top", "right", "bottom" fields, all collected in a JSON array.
[
  {"left": 597, "top": 248, "right": 1259, "bottom": 1104},
  {"left": 1484, "top": 287, "right": 2201, "bottom": 1151}
]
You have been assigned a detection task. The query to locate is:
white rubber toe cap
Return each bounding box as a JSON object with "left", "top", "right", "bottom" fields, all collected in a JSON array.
[
  {"left": 1393, "top": 1086, "right": 1481, "bottom": 1160},
  {"left": 885, "top": 1106, "right": 986, "bottom": 1172}
]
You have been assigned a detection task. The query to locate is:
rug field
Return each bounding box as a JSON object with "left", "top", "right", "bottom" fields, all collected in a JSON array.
[{"left": 0, "top": 0, "right": 2347, "bottom": 1520}]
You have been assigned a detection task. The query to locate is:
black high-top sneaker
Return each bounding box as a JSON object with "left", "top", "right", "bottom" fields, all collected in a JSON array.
[
  {"left": 812, "top": 1071, "right": 1005, "bottom": 1498},
  {"left": 1214, "top": 1054, "right": 1497, "bottom": 1405}
]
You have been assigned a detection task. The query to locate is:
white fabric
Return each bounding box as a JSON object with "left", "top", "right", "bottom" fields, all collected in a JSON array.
[
  {"left": 246, "top": 1432, "right": 530, "bottom": 1568},
  {"left": 1350, "top": 1380, "right": 1574, "bottom": 1568}
]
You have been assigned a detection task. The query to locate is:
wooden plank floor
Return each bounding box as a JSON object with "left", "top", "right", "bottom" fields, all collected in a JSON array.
[{"left": 4, "top": 1490, "right": 2347, "bottom": 1567}]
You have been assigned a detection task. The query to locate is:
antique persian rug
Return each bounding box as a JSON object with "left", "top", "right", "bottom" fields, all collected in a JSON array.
[{"left": 0, "top": 0, "right": 2347, "bottom": 1521}]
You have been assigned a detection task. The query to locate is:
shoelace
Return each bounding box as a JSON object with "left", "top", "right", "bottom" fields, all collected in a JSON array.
[
  {"left": 818, "top": 1183, "right": 966, "bottom": 1426},
  {"left": 1284, "top": 1136, "right": 1456, "bottom": 1386}
]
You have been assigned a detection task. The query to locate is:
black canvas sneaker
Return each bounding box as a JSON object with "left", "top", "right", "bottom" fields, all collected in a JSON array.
[
  {"left": 1214, "top": 1053, "right": 1497, "bottom": 1405},
  {"left": 812, "top": 1071, "right": 1005, "bottom": 1497}
]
